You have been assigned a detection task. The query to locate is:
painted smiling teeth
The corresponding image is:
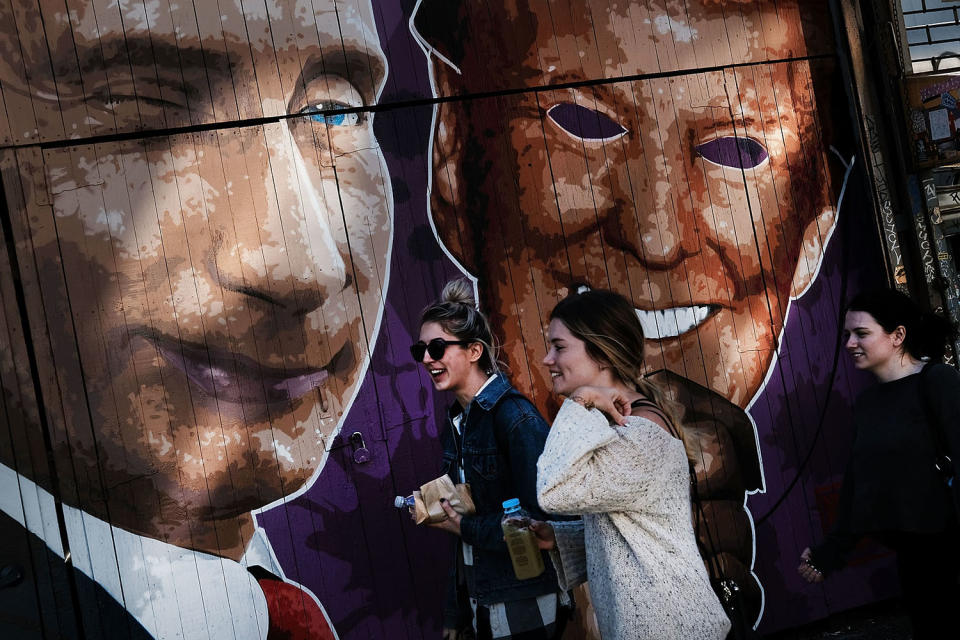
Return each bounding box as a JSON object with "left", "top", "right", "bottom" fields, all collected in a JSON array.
[{"left": 635, "top": 305, "right": 715, "bottom": 339}]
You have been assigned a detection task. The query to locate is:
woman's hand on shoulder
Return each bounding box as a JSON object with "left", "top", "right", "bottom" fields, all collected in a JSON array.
[{"left": 568, "top": 386, "right": 632, "bottom": 425}]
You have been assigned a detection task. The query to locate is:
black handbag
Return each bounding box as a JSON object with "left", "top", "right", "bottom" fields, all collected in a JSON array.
[
  {"left": 690, "top": 471, "right": 759, "bottom": 640},
  {"left": 918, "top": 363, "right": 960, "bottom": 516}
]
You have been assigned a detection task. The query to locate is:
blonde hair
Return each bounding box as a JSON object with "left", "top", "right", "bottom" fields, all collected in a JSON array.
[
  {"left": 420, "top": 280, "right": 500, "bottom": 374},
  {"left": 550, "top": 289, "right": 693, "bottom": 462}
]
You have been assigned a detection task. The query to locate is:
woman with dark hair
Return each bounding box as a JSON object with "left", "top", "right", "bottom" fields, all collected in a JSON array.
[
  {"left": 413, "top": 280, "right": 567, "bottom": 640},
  {"left": 531, "top": 289, "right": 729, "bottom": 639},
  {"left": 798, "top": 288, "right": 960, "bottom": 639}
]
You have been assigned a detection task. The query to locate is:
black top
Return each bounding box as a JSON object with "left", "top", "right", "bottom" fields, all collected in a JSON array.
[
  {"left": 0, "top": 509, "right": 152, "bottom": 639},
  {"left": 812, "top": 363, "right": 960, "bottom": 570}
]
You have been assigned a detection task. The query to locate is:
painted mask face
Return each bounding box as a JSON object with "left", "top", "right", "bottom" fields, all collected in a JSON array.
[
  {"left": 543, "top": 319, "right": 607, "bottom": 397},
  {"left": 420, "top": 0, "right": 838, "bottom": 410},
  {"left": 0, "top": 0, "right": 391, "bottom": 540},
  {"left": 412, "top": 0, "right": 841, "bottom": 619}
]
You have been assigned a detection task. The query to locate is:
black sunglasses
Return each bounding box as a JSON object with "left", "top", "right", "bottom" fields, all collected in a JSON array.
[{"left": 410, "top": 338, "right": 475, "bottom": 362}]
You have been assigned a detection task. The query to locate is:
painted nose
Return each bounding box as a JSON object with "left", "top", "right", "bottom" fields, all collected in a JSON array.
[
  {"left": 210, "top": 125, "right": 347, "bottom": 316},
  {"left": 625, "top": 81, "right": 704, "bottom": 270},
  {"left": 633, "top": 205, "right": 698, "bottom": 269},
  {"left": 631, "top": 162, "right": 700, "bottom": 271}
]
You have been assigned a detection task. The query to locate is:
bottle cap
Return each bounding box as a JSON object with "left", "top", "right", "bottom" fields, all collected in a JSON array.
[
  {"left": 502, "top": 498, "right": 520, "bottom": 511},
  {"left": 394, "top": 496, "right": 406, "bottom": 509}
]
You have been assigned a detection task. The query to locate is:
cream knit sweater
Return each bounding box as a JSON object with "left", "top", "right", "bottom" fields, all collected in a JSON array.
[{"left": 537, "top": 399, "right": 730, "bottom": 640}]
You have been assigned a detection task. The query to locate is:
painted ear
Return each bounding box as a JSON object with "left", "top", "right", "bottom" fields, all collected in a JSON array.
[
  {"left": 415, "top": 0, "right": 481, "bottom": 275},
  {"left": 427, "top": 74, "right": 478, "bottom": 274},
  {"left": 411, "top": 0, "right": 463, "bottom": 79},
  {"left": 790, "top": 207, "right": 838, "bottom": 298}
]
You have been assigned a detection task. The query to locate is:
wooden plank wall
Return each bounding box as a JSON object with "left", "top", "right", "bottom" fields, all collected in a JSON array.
[{"left": 0, "top": 1, "right": 894, "bottom": 639}]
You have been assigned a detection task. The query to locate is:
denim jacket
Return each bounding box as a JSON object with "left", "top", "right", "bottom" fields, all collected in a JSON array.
[{"left": 441, "top": 374, "right": 561, "bottom": 619}]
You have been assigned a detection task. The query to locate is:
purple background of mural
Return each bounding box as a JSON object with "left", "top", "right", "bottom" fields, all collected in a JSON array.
[{"left": 259, "top": 2, "right": 895, "bottom": 637}]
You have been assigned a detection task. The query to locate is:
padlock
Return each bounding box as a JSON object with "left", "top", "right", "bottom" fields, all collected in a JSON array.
[{"left": 350, "top": 432, "right": 371, "bottom": 464}]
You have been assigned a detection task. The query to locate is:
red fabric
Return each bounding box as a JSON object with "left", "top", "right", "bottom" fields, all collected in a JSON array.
[{"left": 257, "top": 577, "right": 335, "bottom": 640}]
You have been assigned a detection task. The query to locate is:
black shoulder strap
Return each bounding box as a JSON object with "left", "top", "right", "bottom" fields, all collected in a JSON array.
[
  {"left": 689, "top": 468, "right": 725, "bottom": 582},
  {"left": 919, "top": 363, "right": 951, "bottom": 458},
  {"left": 630, "top": 398, "right": 681, "bottom": 440},
  {"left": 632, "top": 398, "right": 711, "bottom": 572}
]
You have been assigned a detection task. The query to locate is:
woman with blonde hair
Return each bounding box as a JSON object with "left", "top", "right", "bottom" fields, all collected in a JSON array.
[
  {"left": 531, "top": 288, "right": 729, "bottom": 639},
  {"left": 413, "top": 280, "right": 569, "bottom": 640}
]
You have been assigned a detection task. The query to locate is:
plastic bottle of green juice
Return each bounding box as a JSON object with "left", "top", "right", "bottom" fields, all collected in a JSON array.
[{"left": 500, "top": 498, "right": 545, "bottom": 580}]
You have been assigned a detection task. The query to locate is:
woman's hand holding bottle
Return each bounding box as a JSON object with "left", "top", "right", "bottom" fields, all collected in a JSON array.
[{"left": 527, "top": 520, "right": 557, "bottom": 551}]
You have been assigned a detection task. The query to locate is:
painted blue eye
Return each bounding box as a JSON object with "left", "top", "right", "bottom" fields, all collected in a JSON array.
[
  {"left": 695, "top": 136, "right": 768, "bottom": 169},
  {"left": 300, "top": 103, "right": 361, "bottom": 127},
  {"left": 547, "top": 103, "right": 627, "bottom": 141}
]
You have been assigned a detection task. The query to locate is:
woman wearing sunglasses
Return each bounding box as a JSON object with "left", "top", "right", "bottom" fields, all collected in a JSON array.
[
  {"left": 530, "top": 289, "right": 730, "bottom": 640},
  {"left": 413, "top": 280, "right": 568, "bottom": 640}
]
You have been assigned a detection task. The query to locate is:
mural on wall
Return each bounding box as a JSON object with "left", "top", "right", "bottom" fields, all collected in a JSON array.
[
  {"left": 0, "top": 0, "right": 894, "bottom": 639},
  {"left": 0, "top": 0, "right": 391, "bottom": 638},
  {"left": 411, "top": 0, "right": 855, "bottom": 626}
]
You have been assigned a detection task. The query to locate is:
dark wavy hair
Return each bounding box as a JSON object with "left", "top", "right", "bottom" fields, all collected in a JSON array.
[{"left": 846, "top": 289, "right": 956, "bottom": 361}]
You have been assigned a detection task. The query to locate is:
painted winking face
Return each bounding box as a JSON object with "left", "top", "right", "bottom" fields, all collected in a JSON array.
[{"left": 0, "top": 0, "right": 391, "bottom": 558}]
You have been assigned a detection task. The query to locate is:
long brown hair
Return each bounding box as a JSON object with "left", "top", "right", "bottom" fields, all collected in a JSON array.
[{"left": 550, "top": 288, "right": 693, "bottom": 461}]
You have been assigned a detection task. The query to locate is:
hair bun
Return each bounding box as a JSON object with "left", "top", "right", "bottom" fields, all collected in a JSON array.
[
  {"left": 918, "top": 311, "right": 956, "bottom": 360},
  {"left": 441, "top": 279, "right": 476, "bottom": 307},
  {"left": 421, "top": 279, "right": 499, "bottom": 374}
]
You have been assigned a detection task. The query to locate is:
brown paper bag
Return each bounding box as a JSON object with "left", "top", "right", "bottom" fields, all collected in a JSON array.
[{"left": 413, "top": 475, "right": 476, "bottom": 524}]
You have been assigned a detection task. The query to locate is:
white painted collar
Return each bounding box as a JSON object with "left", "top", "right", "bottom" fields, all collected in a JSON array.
[{"left": 0, "top": 463, "right": 284, "bottom": 639}]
